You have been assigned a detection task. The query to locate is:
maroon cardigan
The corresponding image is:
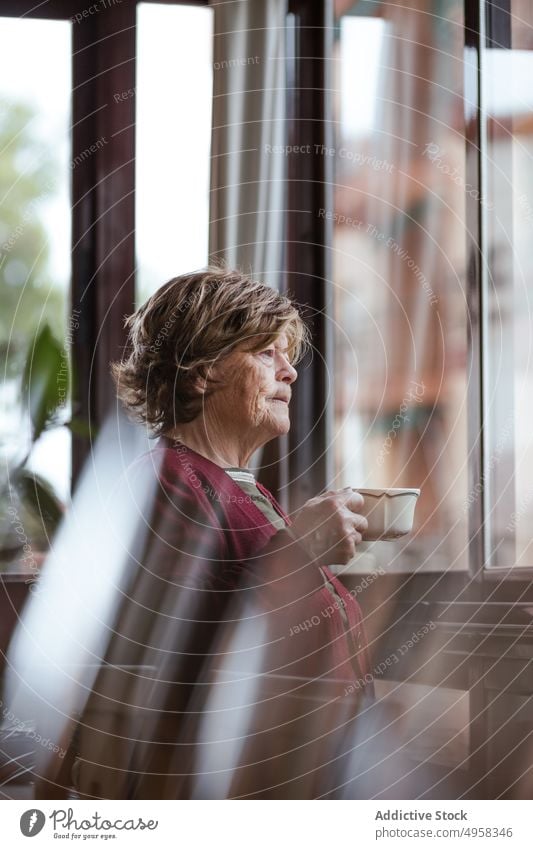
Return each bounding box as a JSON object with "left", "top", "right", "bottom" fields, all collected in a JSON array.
[{"left": 137, "top": 437, "right": 374, "bottom": 693}]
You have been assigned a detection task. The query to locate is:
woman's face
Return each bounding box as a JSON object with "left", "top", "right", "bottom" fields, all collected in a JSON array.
[{"left": 204, "top": 332, "right": 298, "bottom": 446}]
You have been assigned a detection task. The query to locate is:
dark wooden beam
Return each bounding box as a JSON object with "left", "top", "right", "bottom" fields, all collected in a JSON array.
[
  {"left": 285, "top": 0, "right": 334, "bottom": 511},
  {"left": 71, "top": 0, "right": 136, "bottom": 482}
]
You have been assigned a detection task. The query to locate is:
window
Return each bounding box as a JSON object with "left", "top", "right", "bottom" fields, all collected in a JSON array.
[
  {"left": 0, "top": 16, "right": 72, "bottom": 564},
  {"left": 484, "top": 0, "right": 533, "bottom": 569},
  {"left": 331, "top": 3, "right": 468, "bottom": 572},
  {"left": 135, "top": 2, "right": 213, "bottom": 303}
]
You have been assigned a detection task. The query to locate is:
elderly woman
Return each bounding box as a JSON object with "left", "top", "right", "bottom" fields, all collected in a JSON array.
[{"left": 106, "top": 266, "right": 373, "bottom": 798}]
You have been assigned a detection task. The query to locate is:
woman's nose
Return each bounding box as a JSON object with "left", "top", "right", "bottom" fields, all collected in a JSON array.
[{"left": 278, "top": 357, "right": 298, "bottom": 384}]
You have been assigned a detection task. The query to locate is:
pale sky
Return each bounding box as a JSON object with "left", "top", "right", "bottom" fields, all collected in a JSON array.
[
  {"left": 136, "top": 3, "right": 213, "bottom": 299},
  {"left": 0, "top": 17, "right": 71, "bottom": 286},
  {"left": 340, "top": 17, "right": 386, "bottom": 140}
]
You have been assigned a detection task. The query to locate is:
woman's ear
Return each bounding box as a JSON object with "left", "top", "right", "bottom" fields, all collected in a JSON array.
[
  {"left": 193, "top": 373, "right": 208, "bottom": 395},
  {"left": 193, "top": 354, "right": 230, "bottom": 397}
]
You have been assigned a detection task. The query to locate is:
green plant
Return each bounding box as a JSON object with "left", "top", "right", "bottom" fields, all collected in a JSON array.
[{"left": 0, "top": 323, "right": 88, "bottom": 560}]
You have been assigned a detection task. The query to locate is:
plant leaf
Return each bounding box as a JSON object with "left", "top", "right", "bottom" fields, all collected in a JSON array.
[
  {"left": 16, "top": 467, "right": 64, "bottom": 535},
  {"left": 22, "top": 324, "right": 68, "bottom": 441}
]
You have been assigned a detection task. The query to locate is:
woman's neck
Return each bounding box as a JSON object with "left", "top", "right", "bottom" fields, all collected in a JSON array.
[{"left": 168, "top": 422, "right": 257, "bottom": 469}]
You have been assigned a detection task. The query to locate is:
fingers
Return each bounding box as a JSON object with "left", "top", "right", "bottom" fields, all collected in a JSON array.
[
  {"left": 331, "top": 487, "right": 364, "bottom": 512},
  {"left": 295, "top": 488, "right": 368, "bottom": 565},
  {"left": 333, "top": 513, "right": 366, "bottom": 563},
  {"left": 336, "top": 494, "right": 368, "bottom": 536},
  {"left": 344, "top": 490, "right": 365, "bottom": 513},
  {"left": 351, "top": 530, "right": 363, "bottom": 547},
  {"left": 342, "top": 516, "right": 366, "bottom": 548},
  {"left": 313, "top": 521, "right": 362, "bottom": 564},
  {"left": 351, "top": 512, "right": 368, "bottom": 535}
]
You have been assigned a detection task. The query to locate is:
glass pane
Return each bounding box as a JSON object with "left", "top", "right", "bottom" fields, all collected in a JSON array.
[
  {"left": 135, "top": 3, "right": 213, "bottom": 303},
  {"left": 485, "top": 2, "right": 533, "bottom": 568},
  {"left": 331, "top": 2, "right": 467, "bottom": 571},
  {"left": 0, "top": 18, "right": 71, "bottom": 564}
]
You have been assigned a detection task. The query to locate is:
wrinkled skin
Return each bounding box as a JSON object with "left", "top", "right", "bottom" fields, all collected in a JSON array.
[
  {"left": 174, "top": 332, "right": 367, "bottom": 564},
  {"left": 193, "top": 331, "right": 297, "bottom": 466}
]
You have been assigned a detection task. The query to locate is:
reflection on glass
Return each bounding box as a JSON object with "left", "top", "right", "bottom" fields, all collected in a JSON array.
[
  {"left": 331, "top": 2, "right": 467, "bottom": 571},
  {"left": 135, "top": 3, "right": 213, "bottom": 303},
  {"left": 486, "top": 2, "right": 533, "bottom": 568},
  {"left": 0, "top": 18, "right": 71, "bottom": 562}
]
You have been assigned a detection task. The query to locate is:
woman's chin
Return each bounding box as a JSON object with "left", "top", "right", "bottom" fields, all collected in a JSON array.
[
  {"left": 271, "top": 414, "right": 291, "bottom": 436},
  {"left": 259, "top": 403, "right": 291, "bottom": 437}
]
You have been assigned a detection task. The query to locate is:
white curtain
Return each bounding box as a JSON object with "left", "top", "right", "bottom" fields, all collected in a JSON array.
[{"left": 209, "top": 0, "right": 287, "bottom": 288}]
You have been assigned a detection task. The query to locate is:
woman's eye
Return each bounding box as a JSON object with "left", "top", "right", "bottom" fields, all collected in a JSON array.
[{"left": 260, "top": 349, "right": 275, "bottom": 359}]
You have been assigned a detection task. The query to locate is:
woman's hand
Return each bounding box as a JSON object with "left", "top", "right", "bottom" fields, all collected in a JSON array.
[{"left": 289, "top": 487, "right": 368, "bottom": 565}]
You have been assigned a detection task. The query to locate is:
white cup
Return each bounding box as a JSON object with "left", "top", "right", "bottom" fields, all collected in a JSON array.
[{"left": 355, "top": 487, "right": 421, "bottom": 541}]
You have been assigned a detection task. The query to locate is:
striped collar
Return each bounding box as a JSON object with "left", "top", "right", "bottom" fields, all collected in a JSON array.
[{"left": 224, "top": 467, "right": 256, "bottom": 485}]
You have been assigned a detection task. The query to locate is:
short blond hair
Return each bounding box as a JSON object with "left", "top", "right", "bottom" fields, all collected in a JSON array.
[{"left": 111, "top": 266, "right": 309, "bottom": 434}]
